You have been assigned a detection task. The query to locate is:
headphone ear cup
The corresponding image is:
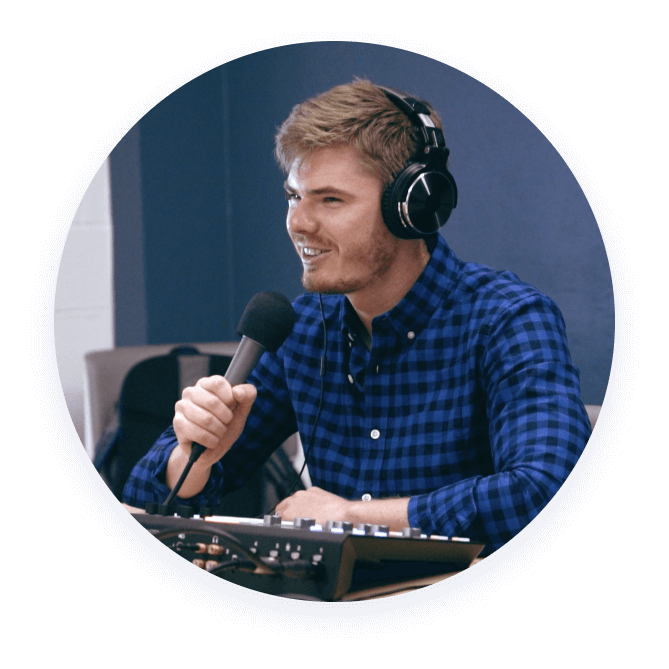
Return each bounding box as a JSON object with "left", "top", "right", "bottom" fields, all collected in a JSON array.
[
  {"left": 382, "top": 164, "right": 457, "bottom": 239},
  {"left": 381, "top": 172, "right": 416, "bottom": 240}
]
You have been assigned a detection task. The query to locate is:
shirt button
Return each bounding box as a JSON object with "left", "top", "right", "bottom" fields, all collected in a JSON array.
[
  {"left": 407, "top": 331, "right": 415, "bottom": 340},
  {"left": 348, "top": 374, "right": 354, "bottom": 384},
  {"left": 370, "top": 429, "right": 380, "bottom": 439}
]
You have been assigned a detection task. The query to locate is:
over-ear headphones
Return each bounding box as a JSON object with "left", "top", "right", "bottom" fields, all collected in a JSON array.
[{"left": 379, "top": 86, "right": 458, "bottom": 240}]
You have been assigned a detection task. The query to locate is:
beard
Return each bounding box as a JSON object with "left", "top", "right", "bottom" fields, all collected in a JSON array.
[{"left": 299, "top": 236, "right": 398, "bottom": 295}]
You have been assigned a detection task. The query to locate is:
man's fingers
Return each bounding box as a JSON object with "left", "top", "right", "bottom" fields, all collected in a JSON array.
[{"left": 173, "top": 379, "right": 257, "bottom": 454}]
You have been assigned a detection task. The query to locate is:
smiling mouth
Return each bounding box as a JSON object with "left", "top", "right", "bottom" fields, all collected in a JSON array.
[{"left": 298, "top": 245, "right": 330, "bottom": 261}]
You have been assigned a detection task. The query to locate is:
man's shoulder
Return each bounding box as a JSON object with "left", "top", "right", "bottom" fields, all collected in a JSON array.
[
  {"left": 456, "top": 260, "right": 551, "bottom": 310},
  {"left": 432, "top": 237, "right": 552, "bottom": 313}
]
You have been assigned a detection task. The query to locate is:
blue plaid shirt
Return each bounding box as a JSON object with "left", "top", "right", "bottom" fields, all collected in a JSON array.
[{"left": 123, "top": 235, "right": 590, "bottom": 552}]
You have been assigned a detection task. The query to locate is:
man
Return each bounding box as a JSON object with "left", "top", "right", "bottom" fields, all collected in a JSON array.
[{"left": 123, "top": 79, "right": 590, "bottom": 553}]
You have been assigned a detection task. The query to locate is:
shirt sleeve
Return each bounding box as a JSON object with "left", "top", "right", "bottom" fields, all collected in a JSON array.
[
  {"left": 121, "top": 425, "right": 227, "bottom": 509},
  {"left": 121, "top": 348, "right": 298, "bottom": 510},
  {"left": 407, "top": 293, "right": 591, "bottom": 552}
]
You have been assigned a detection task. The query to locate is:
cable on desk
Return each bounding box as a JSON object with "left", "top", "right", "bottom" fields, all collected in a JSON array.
[
  {"left": 152, "top": 526, "right": 277, "bottom": 576},
  {"left": 206, "top": 558, "right": 257, "bottom": 576}
]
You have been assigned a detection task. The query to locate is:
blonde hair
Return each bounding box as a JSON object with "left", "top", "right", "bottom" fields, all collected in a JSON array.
[{"left": 274, "top": 78, "right": 444, "bottom": 187}]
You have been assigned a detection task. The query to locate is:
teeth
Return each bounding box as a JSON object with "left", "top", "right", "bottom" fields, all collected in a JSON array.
[{"left": 303, "top": 247, "right": 324, "bottom": 256}]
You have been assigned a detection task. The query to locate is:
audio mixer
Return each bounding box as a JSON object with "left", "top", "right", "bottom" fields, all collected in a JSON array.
[{"left": 134, "top": 508, "right": 484, "bottom": 601}]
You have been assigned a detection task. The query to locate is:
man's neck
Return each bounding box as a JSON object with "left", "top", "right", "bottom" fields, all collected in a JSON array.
[{"left": 347, "top": 239, "right": 431, "bottom": 345}]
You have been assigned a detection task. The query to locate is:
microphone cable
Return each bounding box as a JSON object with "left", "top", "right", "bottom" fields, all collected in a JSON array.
[{"left": 162, "top": 444, "right": 205, "bottom": 507}]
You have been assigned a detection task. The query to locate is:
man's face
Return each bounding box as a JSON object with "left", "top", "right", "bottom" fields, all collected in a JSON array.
[{"left": 285, "top": 145, "right": 401, "bottom": 297}]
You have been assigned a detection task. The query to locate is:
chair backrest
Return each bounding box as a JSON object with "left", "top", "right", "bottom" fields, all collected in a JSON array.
[
  {"left": 84, "top": 342, "right": 305, "bottom": 515},
  {"left": 84, "top": 342, "right": 239, "bottom": 458},
  {"left": 92, "top": 345, "right": 236, "bottom": 499}
]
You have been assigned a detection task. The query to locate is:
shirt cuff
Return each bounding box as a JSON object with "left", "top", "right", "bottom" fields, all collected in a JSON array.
[{"left": 408, "top": 477, "right": 480, "bottom": 538}]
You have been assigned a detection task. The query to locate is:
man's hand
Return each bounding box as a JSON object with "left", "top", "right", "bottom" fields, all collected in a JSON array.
[
  {"left": 275, "top": 487, "right": 352, "bottom": 526},
  {"left": 166, "top": 376, "right": 257, "bottom": 496}
]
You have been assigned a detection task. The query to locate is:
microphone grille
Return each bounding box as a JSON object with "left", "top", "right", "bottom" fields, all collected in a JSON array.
[{"left": 236, "top": 291, "right": 296, "bottom": 352}]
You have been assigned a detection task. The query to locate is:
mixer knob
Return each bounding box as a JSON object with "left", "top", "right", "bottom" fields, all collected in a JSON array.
[
  {"left": 263, "top": 514, "right": 282, "bottom": 526},
  {"left": 326, "top": 520, "right": 353, "bottom": 532},
  {"left": 177, "top": 505, "right": 194, "bottom": 518},
  {"left": 371, "top": 524, "right": 390, "bottom": 534},
  {"left": 293, "top": 517, "right": 316, "bottom": 529},
  {"left": 355, "top": 523, "right": 373, "bottom": 535},
  {"left": 402, "top": 527, "right": 422, "bottom": 538}
]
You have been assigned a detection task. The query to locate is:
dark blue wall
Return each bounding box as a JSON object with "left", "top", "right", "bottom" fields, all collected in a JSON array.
[{"left": 110, "top": 42, "right": 614, "bottom": 405}]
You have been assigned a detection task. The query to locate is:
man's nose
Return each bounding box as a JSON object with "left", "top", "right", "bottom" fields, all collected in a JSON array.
[{"left": 287, "top": 199, "right": 318, "bottom": 236}]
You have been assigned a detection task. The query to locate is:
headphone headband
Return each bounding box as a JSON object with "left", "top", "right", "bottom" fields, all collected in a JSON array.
[{"left": 378, "top": 85, "right": 458, "bottom": 240}]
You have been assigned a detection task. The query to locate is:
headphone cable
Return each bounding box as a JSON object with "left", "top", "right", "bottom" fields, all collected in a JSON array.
[{"left": 263, "top": 292, "right": 327, "bottom": 514}]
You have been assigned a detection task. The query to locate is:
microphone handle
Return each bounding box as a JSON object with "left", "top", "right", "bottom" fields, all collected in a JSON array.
[
  {"left": 164, "top": 336, "right": 266, "bottom": 506},
  {"left": 223, "top": 335, "right": 265, "bottom": 385}
]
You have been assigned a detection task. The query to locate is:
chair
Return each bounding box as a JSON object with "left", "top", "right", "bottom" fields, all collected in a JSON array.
[{"left": 83, "top": 342, "right": 304, "bottom": 516}]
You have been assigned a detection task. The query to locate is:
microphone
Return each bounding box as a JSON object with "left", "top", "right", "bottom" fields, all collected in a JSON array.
[
  {"left": 223, "top": 291, "right": 297, "bottom": 386},
  {"left": 163, "top": 291, "right": 295, "bottom": 506}
]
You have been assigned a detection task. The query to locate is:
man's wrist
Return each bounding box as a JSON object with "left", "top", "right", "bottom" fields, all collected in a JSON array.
[
  {"left": 344, "top": 496, "right": 411, "bottom": 531},
  {"left": 166, "top": 443, "right": 212, "bottom": 497}
]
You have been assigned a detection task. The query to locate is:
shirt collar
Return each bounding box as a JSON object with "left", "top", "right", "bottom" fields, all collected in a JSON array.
[{"left": 338, "top": 234, "right": 461, "bottom": 340}]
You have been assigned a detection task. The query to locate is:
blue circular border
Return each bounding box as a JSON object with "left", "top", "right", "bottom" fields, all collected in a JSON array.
[{"left": 31, "top": 33, "right": 638, "bottom": 638}]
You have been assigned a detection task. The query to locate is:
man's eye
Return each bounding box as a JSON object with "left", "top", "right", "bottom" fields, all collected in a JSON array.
[
  {"left": 284, "top": 190, "right": 299, "bottom": 202},
  {"left": 323, "top": 197, "right": 341, "bottom": 204}
]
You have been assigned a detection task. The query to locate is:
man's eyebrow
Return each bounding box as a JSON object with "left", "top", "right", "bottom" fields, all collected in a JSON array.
[{"left": 283, "top": 181, "right": 354, "bottom": 197}]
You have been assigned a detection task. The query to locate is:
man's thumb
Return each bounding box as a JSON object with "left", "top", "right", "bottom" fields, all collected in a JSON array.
[{"left": 231, "top": 383, "right": 257, "bottom": 411}]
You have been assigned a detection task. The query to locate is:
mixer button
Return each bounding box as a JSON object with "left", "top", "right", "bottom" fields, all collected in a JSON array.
[
  {"left": 402, "top": 527, "right": 422, "bottom": 538},
  {"left": 263, "top": 514, "right": 282, "bottom": 526}
]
